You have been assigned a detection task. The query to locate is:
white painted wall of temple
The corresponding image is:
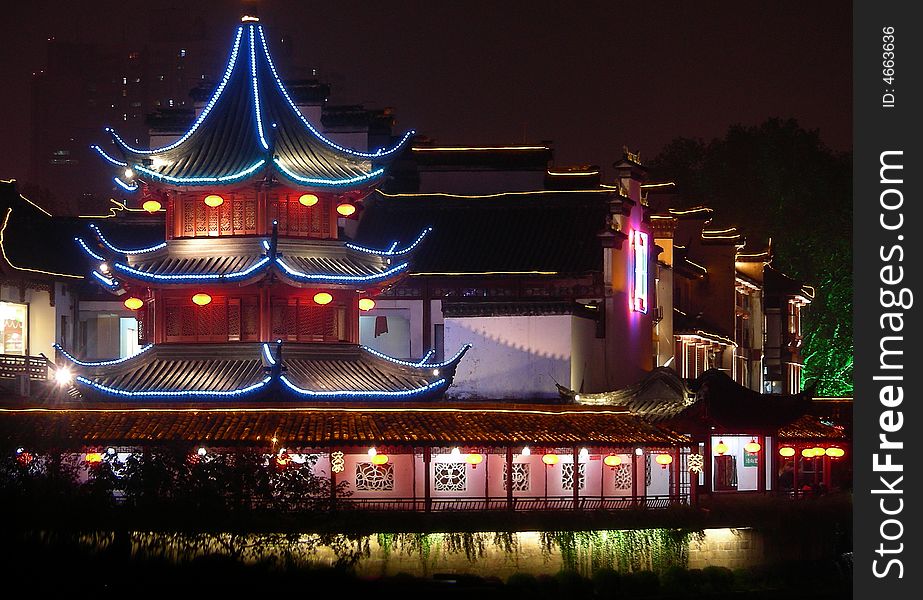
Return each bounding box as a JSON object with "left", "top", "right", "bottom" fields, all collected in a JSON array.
[{"left": 444, "top": 314, "right": 573, "bottom": 399}]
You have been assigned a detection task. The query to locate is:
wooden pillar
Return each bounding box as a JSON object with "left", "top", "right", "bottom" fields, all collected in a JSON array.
[
  {"left": 484, "top": 449, "right": 490, "bottom": 507},
  {"left": 600, "top": 450, "right": 606, "bottom": 508},
  {"left": 572, "top": 446, "right": 580, "bottom": 511},
  {"left": 703, "top": 437, "right": 712, "bottom": 494},
  {"left": 412, "top": 447, "right": 418, "bottom": 511},
  {"left": 631, "top": 449, "right": 640, "bottom": 508},
  {"left": 757, "top": 439, "right": 767, "bottom": 493},
  {"left": 259, "top": 286, "right": 271, "bottom": 342},
  {"left": 153, "top": 289, "right": 164, "bottom": 344},
  {"left": 672, "top": 448, "right": 681, "bottom": 502},
  {"left": 423, "top": 447, "right": 432, "bottom": 513},
  {"left": 257, "top": 189, "right": 268, "bottom": 236},
  {"left": 422, "top": 281, "right": 432, "bottom": 352},
  {"left": 792, "top": 446, "right": 800, "bottom": 499},
  {"left": 823, "top": 454, "right": 832, "bottom": 490},
  {"left": 505, "top": 447, "right": 514, "bottom": 511},
  {"left": 329, "top": 451, "right": 338, "bottom": 512},
  {"left": 348, "top": 297, "right": 359, "bottom": 344},
  {"left": 770, "top": 436, "right": 778, "bottom": 494}
]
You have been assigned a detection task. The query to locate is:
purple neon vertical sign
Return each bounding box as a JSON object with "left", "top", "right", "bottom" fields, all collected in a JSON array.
[{"left": 631, "top": 230, "right": 649, "bottom": 313}]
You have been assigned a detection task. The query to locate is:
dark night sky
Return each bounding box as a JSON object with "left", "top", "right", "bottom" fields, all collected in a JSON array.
[{"left": 1, "top": 0, "right": 851, "bottom": 181}]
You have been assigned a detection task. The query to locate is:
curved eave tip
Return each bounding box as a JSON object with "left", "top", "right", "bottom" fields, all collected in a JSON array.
[{"left": 449, "top": 344, "right": 473, "bottom": 366}]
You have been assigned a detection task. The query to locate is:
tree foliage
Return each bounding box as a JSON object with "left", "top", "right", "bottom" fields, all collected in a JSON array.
[{"left": 648, "top": 119, "right": 852, "bottom": 395}]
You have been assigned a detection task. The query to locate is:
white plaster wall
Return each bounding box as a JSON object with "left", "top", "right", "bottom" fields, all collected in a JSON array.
[
  {"left": 427, "top": 452, "right": 488, "bottom": 498},
  {"left": 600, "top": 453, "right": 635, "bottom": 497},
  {"left": 570, "top": 315, "right": 606, "bottom": 393},
  {"left": 647, "top": 457, "right": 671, "bottom": 496},
  {"left": 444, "top": 314, "right": 572, "bottom": 399},
  {"left": 339, "top": 453, "right": 415, "bottom": 499},
  {"left": 360, "top": 299, "right": 424, "bottom": 358},
  {"left": 485, "top": 453, "right": 540, "bottom": 497},
  {"left": 0, "top": 285, "right": 59, "bottom": 359}
]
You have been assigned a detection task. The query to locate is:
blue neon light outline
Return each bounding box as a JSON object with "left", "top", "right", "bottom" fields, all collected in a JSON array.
[
  {"left": 361, "top": 344, "right": 470, "bottom": 369},
  {"left": 113, "top": 177, "right": 138, "bottom": 192},
  {"left": 55, "top": 343, "right": 154, "bottom": 367},
  {"left": 249, "top": 26, "right": 270, "bottom": 151},
  {"left": 112, "top": 256, "right": 271, "bottom": 282},
  {"left": 92, "top": 145, "right": 128, "bottom": 167},
  {"left": 261, "top": 343, "right": 277, "bottom": 366},
  {"left": 415, "top": 349, "right": 436, "bottom": 366},
  {"left": 256, "top": 25, "right": 413, "bottom": 159},
  {"left": 76, "top": 375, "right": 272, "bottom": 399},
  {"left": 272, "top": 159, "right": 385, "bottom": 187},
  {"left": 279, "top": 375, "right": 447, "bottom": 399},
  {"left": 90, "top": 224, "right": 167, "bottom": 255},
  {"left": 274, "top": 257, "right": 408, "bottom": 283},
  {"left": 75, "top": 238, "right": 105, "bottom": 261},
  {"left": 132, "top": 160, "right": 266, "bottom": 185},
  {"left": 108, "top": 27, "right": 244, "bottom": 155},
  {"left": 91, "top": 271, "right": 117, "bottom": 288},
  {"left": 345, "top": 227, "right": 432, "bottom": 256}
]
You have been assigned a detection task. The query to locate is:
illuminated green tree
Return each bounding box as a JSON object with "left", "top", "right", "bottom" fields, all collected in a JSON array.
[{"left": 649, "top": 118, "right": 852, "bottom": 395}]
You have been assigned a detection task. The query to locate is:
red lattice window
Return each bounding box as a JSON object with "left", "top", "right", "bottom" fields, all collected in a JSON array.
[
  {"left": 176, "top": 194, "right": 258, "bottom": 238},
  {"left": 268, "top": 195, "right": 332, "bottom": 238},
  {"left": 270, "top": 297, "right": 344, "bottom": 342},
  {"left": 163, "top": 295, "right": 259, "bottom": 343}
]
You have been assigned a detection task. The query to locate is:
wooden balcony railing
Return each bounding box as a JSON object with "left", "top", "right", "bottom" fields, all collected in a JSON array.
[{"left": 335, "top": 494, "right": 687, "bottom": 512}]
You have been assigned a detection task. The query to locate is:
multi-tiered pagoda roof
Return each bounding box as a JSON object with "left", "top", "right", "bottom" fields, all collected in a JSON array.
[
  {"left": 93, "top": 23, "right": 411, "bottom": 191},
  {"left": 62, "top": 16, "right": 466, "bottom": 403}
]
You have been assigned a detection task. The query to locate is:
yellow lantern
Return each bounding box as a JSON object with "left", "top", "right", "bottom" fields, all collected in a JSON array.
[
  {"left": 358, "top": 298, "right": 376, "bottom": 311},
  {"left": 779, "top": 447, "right": 796, "bottom": 458},
  {"left": 801, "top": 448, "right": 817, "bottom": 458},
  {"left": 371, "top": 454, "right": 389, "bottom": 466},
  {"left": 603, "top": 454, "right": 622, "bottom": 468},
  {"left": 744, "top": 439, "right": 762, "bottom": 453},
  {"left": 655, "top": 453, "right": 673, "bottom": 468},
  {"left": 466, "top": 453, "right": 483, "bottom": 465},
  {"left": 825, "top": 447, "right": 845, "bottom": 458},
  {"left": 313, "top": 292, "right": 333, "bottom": 305},
  {"left": 714, "top": 440, "right": 728, "bottom": 455},
  {"left": 299, "top": 194, "right": 319, "bottom": 207},
  {"left": 85, "top": 453, "right": 103, "bottom": 464},
  {"left": 204, "top": 194, "right": 224, "bottom": 207},
  {"left": 124, "top": 297, "right": 144, "bottom": 310},
  {"left": 812, "top": 447, "right": 825, "bottom": 457},
  {"left": 192, "top": 293, "right": 212, "bottom": 306},
  {"left": 142, "top": 199, "right": 162, "bottom": 213},
  {"left": 336, "top": 202, "right": 356, "bottom": 217},
  {"left": 542, "top": 453, "right": 559, "bottom": 466}
]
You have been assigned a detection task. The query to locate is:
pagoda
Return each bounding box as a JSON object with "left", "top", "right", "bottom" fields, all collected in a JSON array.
[{"left": 66, "top": 16, "right": 467, "bottom": 401}]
